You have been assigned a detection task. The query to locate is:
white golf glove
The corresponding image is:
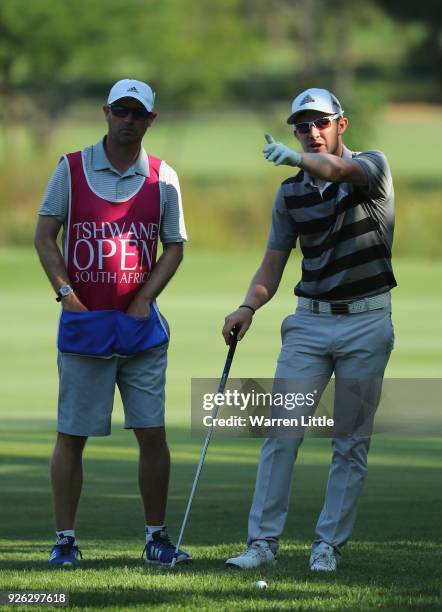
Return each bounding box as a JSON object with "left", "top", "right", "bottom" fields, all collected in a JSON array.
[{"left": 263, "top": 133, "right": 301, "bottom": 167}]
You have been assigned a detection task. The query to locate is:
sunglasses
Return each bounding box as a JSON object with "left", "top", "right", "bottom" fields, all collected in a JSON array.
[
  {"left": 110, "top": 104, "right": 151, "bottom": 120},
  {"left": 294, "top": 113, "right": 341, "bottom": 134}
]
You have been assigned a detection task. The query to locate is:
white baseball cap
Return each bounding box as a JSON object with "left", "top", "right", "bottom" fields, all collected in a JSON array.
[
  {"left": 287, "top": 88, "right": 343, "bottom": 124},
  {"left": 107, "top": 79, "right": 156, "bottom": 112}
]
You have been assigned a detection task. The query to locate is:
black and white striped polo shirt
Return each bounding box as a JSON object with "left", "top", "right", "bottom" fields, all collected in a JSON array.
[{"left": 267, "top": 145, "right": 396, "bottom": 301}]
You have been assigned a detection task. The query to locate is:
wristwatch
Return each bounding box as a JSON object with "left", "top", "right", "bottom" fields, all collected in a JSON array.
[{"left": 56, "top": 284, "right": 74, "bottom": 302}]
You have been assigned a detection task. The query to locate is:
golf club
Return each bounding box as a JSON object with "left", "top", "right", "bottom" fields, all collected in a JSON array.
[{"left": 170, "top": 328, "right": 239, "bottom": 568}]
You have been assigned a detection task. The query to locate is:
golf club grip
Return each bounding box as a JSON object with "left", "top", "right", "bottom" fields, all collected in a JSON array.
[{"left": 218, "top": 332, "right": 238, "bottom": 394}]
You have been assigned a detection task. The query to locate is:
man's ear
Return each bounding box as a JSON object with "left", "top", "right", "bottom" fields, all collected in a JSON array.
[
  {"left": 103, "top": 105, "right": 112, "bottom": 126},
  {"left": 293, "top": 128, "right": 301, "bottom": 142},
  {"left": 147, "top": 112, "right": 158, "bottom": 127},
  {"left": 337, "top": 117, "right": 348, "bottom": 135}
]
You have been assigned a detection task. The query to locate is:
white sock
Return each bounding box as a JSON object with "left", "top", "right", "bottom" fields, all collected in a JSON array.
[
  {"left": 145, "top": 525, "right": 165, "bottom": 542},
  {"left": 56, "top": 530, "right": 76, "bottom": 544}
]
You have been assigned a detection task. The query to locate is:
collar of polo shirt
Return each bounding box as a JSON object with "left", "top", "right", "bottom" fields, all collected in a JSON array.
[{"left": 91, "top": 138, "right": 151, "bottom": 178}]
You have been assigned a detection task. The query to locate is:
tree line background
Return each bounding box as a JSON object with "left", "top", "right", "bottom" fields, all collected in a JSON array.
[{"left": 0, "top": 0, "right": 441, "bottom": 254}]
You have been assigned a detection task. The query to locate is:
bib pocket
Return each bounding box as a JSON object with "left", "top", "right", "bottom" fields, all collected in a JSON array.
[
  {"left": 58, "top": 305, "right": 168, "bottom": 357},
  {"left": 115, "top": 307, "right": 169, "bottom": 356}
]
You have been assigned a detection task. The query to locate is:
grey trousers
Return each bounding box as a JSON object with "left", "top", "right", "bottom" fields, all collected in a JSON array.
[{"left": 247, "top": 304, "right": 394, "bottom": 553}]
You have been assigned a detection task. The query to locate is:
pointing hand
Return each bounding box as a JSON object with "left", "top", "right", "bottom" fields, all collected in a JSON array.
[{"left": 263, "top": 133, "right": 301, "bottom": 167}]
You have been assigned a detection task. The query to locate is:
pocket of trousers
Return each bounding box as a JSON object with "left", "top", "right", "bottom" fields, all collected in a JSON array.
[
  {"left": 389, "top": 313, "right": 395, "bottom": 351},
  {"left": 280, "top": 314, "right": 295, "bottom": 340}
]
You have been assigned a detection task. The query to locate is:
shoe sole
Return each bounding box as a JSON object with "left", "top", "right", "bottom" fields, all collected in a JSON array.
[
  {"left": 225, "top": 559, "right": 277, "bottom": 570},
  {"left": 145, "top": 557, "right": 193, "bottom": 566}
]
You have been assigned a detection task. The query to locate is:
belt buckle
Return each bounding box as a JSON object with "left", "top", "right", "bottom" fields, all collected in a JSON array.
[
  {"left": 312, "top": 300, "right": 320, "bottom": 314},
  {"left": 330, "top": 302, "right": 349, "bottom": 315}
]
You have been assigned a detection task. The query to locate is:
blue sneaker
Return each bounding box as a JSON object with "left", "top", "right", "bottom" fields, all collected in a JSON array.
[
  {"left": 49, "top": 536, "right": 82, "bottom": 567},
  {"left": 142, "top": 529, "right": 192, "bottom": 566}
]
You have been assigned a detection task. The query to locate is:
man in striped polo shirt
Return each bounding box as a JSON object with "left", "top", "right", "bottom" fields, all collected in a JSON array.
[
  {"left": 222, "top": 88, "right": 395, "bottom": 571},
  {"left": 35, "top": 79, "right": 191, "bottom": 567}
]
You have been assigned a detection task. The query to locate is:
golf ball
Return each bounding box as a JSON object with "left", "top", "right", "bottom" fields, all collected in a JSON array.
[{"left": 255, "top": 580, "right": 268, "bottom": 589}]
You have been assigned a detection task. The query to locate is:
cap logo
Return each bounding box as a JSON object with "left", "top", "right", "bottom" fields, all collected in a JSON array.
[
  {"left": 127, "top": 86, "right": 139, "bottom": 93},
  {"left": 300, "top": 94, "right": 315, "bottom": 105}
]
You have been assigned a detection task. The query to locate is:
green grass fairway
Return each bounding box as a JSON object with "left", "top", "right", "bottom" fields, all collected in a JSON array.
[{"left": 0, "top": 249, "right": 441, "bottom": 610}]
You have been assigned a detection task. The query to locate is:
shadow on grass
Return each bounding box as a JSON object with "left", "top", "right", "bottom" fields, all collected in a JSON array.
[
  {"left": 60, "top": 584, "right": 332, "bottom": 609},
  {"left": 1, "top": 423, "right": 441, "bottom": 556},
  {"left": 1, "top": 540, "right": 440, "bottom": 577},
  {"left": 0, "top": 551, "right": 440, "bottom": 611}
]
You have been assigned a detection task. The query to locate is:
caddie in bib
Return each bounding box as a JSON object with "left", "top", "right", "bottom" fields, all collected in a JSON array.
[
  {"left": 58, "top": 147, "right": 168, "bottom": 357},
  {"left": 35, "top": 79, "right": 191, "bottom": 567}
]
